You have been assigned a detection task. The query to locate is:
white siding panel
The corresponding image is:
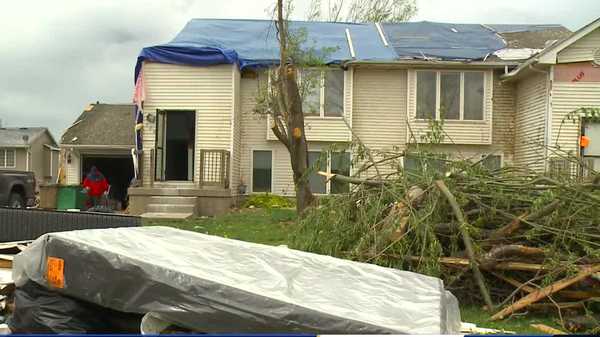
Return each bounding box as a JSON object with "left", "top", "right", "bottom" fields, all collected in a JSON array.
[
  {"left": 406, "top": 70, "right": 494, "bottom": 145},
  {"left": 230, "top": 67, "right": 242, "bottom": 193},
  {"left": 514, "top": 72, "right": 548, "bottom": 172},
  {"left": 558, "top": 28, "right": 600, "bottom": 63},
  {"left": 551, "top": 82, "right": 600, "bottom": 155},
  {"left": 352, "top": 68, "right": 407, "bottom": 176},
  {"left": 142, "top": 62, "right": 233, "bottom": 186}
]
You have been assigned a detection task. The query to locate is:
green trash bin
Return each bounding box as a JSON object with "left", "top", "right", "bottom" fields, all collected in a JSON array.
[{"left": 56, "top": 185, "right": 86, "bottom": 210}]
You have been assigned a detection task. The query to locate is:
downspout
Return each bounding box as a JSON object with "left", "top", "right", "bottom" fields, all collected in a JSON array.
[
  {"left": 26, "top": 146, "right": 30, "bottom": 171},
  {"left": 543, "top": 65, "right": 553, "bottom": 171}
]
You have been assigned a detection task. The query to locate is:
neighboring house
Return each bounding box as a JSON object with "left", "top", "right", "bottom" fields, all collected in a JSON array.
[
  {"left": 127, "top": 17, "right": 599, "bottom": 218},
  {"left": 0, "top": 127, "right": 60, "bottom": 184},
  {"left": 60, "top": 103, "right": 135, "bottom": 210}
]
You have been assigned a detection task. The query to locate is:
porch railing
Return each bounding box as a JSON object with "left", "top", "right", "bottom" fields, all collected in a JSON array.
[{"left": 199, "top": 149, "right": 230, "bottom": 188}]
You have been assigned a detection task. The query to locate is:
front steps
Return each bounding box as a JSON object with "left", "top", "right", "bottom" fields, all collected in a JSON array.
[{"left": 140, "top": 196, "right": 196, "bottom": 219}]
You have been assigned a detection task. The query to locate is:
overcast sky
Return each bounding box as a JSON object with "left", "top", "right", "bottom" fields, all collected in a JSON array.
[{"left": 1, "top": 0, "right": 598, "bottom": 139}]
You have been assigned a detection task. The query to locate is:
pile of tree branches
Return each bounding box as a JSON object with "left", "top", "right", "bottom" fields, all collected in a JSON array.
[{"left": 292, "top": 150, "right": 600, "bottom": 331}]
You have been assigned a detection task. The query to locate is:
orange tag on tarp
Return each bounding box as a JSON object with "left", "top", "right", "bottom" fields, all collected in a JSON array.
[{"left": 46, "top": 256, "right": 65, "bottom": 289}]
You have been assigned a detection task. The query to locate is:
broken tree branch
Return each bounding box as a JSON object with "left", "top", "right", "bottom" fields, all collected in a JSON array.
[
  {"left": 318, "top": 171, "right": 387, "bottom": 186},
  {"left": 434, "top": 180, "right": 494, "bottom": 311},
  {"left": 492, "top": 264, "right": 600, "bottom": 320}
]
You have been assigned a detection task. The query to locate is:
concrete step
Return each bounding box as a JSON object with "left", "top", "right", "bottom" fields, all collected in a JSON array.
[
  {"left": 148, "top": 196, "right": 196, "bottom": 205},
  {"left": 140, "top": 212, "right": 193, "bottom": 220},
  {"left": 146, "top": 204, "right": 195, "bottom": 213},
  {"left": 153, "top": 182, "right": 196, "bottom": 189}
]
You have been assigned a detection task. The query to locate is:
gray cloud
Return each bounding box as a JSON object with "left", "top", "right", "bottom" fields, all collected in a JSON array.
[{"left": 0, "top": 0, "right": 597, "bottom": 139}]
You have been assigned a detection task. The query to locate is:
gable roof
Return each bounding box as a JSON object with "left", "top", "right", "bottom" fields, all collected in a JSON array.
[
  {"left": 61, "top": 103, "right": 135, "bottom": 147},
  {"left": 503, "top": 17, "right": 600, "bottom": 80},
  {"left": 0, "top": 127, "right": 57, "bottom": 147}
]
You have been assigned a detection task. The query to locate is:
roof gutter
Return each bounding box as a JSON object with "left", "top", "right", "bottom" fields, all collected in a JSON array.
[
  {"left": 345, "top": 59, "right": 519, "bottom": 68},
  {"left": 59, "top": 144, "right": 134, "bottom": 150}
]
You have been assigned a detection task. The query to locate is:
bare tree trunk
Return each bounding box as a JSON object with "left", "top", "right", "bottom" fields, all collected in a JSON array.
[{"left": 275, "top": 0, "right": 315, "bottom": 215}]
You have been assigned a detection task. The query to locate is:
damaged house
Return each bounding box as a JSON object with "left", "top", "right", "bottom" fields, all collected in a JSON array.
[{"left": 125, "top": 17, "right": 600, "bottom": 218}]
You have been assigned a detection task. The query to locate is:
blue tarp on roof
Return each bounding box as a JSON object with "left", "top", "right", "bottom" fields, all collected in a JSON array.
[
  {"left": 135, "top": 19, "right": 397, "bottom": 81},
  {"left": 382, "top": 21, "right": 506, "bottom": 61}
]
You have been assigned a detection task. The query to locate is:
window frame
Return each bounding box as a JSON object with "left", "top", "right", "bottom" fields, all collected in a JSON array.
[
  {"left": 0, "top": 148, "right": 17, "bottom": 169},
  {"left": 307, "top": 149, "right": 352, "bottom": 195},
  {"left": 250, "top": 148, "right": 273, "bottom": 193},
  {"left": 415, "top": 70, "right": 486, "bottom": 122},
  {"left": 298, "top": 69, "right": 346, "bottom": 119}
]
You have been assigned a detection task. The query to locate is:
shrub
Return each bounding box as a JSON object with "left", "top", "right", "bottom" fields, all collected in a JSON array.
[{"left": 243, "top": 194, "right": 295, "bottom": 209}]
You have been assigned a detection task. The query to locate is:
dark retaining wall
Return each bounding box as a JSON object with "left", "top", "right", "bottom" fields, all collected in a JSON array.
[{"left": 0, "top": 207, "right": 141, "bottom": 242}]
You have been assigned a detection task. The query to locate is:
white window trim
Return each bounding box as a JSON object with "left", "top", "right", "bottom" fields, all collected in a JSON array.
[
  {"left": 308, "top": 149, "right": 352, "bottom": 195},
  {"left": 415, "top": 69, "right": 486, "bottom": 122},
  {"left": 0, "top": 148, "right": 17, "bottom": 169},
  {"left": 249, "top": 148, "right": 273, "bottom": 194}
]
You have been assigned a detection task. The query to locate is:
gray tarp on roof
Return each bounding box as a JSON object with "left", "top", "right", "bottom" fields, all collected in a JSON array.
[
  {"left": 14, "top": 226, "right": 461, "bottom": 334},
  {"left": 0, "top": 127, "right": 52, "bottom": 147},
  {"left": 61, "top": 104, "right": 134, "bottom": 146}
]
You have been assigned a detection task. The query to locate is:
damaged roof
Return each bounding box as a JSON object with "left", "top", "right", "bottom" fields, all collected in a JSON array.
[
  {"left": 135, "top": 19, "right": 571, "bottom": 79},
  {"left": 61, "top": 103, "right": 135, "bottom": 147},
  {"left": 0, "top": 127, "right": 56, "bottom": 147}
]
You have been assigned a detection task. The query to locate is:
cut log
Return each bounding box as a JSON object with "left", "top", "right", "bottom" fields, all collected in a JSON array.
[
  {"left": 491, "top": 264, "right": 600, "bottom": 320},
  {"left": 435, "top": 180, "right": 494, "bottom": 311},
  {"left": 530, "top": 324, "right": 566, "bottom": 334}
]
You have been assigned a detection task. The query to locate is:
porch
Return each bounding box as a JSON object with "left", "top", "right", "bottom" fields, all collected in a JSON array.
[{"left": 128, "top": 149, "right": 238, "bottom": 218}]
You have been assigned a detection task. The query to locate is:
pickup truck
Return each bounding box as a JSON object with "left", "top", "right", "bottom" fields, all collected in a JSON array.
[{"left": 0, "top": 171, "right": 36, "bottom": 208}]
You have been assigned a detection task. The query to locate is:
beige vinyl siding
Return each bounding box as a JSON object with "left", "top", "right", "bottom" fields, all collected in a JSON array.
[
  {"left": 230, "top": 67, "right": 242, "bottom": 193},
  {"left": 352, "top": 67, "right": 407, "bottom": 176},
  {"left": 266, "top": 69, "right": 353, "bottom": 142},
  {"left": 557, "top": 28, "right": 600, "bottom": 63},
  {"left": 514, "top": 72, "right": 548, "bottom": 172},
  {"left": 142, "top": 62, "right": 234, "bottom": 186},
  {"left": 491, "top": 71, "right": 517, "bottom": 163},
  {"left": 551, "top": 82, "right": 600, "bottom": 155},
  {"left": 406, "top": 69, "right": 494, "bottom": 145},
  {"left": 239, "top": 76, "right": 295, "bottom": 196}
]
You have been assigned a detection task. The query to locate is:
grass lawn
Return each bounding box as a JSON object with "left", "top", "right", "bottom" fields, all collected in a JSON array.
[{"left": 144, "top": 207, "right": 567, "bottom": 334}]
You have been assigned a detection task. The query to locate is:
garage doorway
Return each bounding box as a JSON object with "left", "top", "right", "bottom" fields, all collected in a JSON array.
[{"left": 81, "top": 155, "right": 134, "bottom": 210}]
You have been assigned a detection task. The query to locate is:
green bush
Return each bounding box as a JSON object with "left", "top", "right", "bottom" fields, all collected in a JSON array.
[{"left": 243, "top": 194, "right": 295, "bottom": 209}]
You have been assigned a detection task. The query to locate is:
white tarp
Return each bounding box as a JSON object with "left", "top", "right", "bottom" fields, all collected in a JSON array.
[{"left": 14, "top": 226, "right": 461, "bottom": 334}]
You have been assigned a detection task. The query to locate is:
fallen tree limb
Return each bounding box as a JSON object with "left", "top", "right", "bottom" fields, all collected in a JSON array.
[
  {"left": 405, "top": 256, "right": 550, "bottom": 272},
  {"left": 492, "top": 264, "right": 600, "bottom": 320},
  {"left": 530, "top": 324, "right": 566, "bottom": 335},
  {"left": 480, "top": 245, "right": 545, "bottom": 269},
  {"left": 318, "top": 171, "right": 387, "bottom": 186},
  {"left": 488, "top": 200, "right": 561, "bottom": 240},
  {"left": 435, "top": 180, "right": 494, "bottom": 311}
]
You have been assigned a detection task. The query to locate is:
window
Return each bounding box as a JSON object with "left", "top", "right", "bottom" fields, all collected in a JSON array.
[
  {"left": 416, "top": 70, "right": 485, "bottom": 121},
  {"left": 0, "top": 149, "right": 16, "bottom": 168},
  {"left": 308, "top": 150, "right": 351, "bottom": 194},
  {"left": 330, "top": 152, "right": 351, "bottom": 193},
  {"left": 300, "top": 69, "right": 344, "bottom": 117},
  {"left": 252, "top": 150, "right": 272, "bottom": 192},
  {"left": 403, "top": 153, "right": 446, "bottom": 173},
  {"left": 481, "top": 154, "right": 502, "bottom": 171},
  {"left": 416, "top": 71, "right": 436, "bottom": 119}
]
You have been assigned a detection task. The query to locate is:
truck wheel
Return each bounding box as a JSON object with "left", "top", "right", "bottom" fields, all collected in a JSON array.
[{"left": 8, "top": 192, "right": 24, "bottom": 208}]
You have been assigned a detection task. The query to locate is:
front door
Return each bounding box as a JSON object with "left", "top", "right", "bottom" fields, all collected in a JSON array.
[{"left": 155, "top": 110, "right": 195, "bottom": 181}]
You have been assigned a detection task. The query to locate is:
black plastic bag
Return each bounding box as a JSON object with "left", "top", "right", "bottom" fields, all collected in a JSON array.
[{"left": 8, "top": 281, "right": 142, "bottom": 333}]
